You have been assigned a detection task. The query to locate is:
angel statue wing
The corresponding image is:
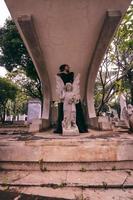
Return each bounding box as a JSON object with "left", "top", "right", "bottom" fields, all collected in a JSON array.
[
  {"left": 73, "top": 73, "right": 80, "bottom": 100},
  {"left": 56, "top": 75, "right": 64, "bottom": 99}
]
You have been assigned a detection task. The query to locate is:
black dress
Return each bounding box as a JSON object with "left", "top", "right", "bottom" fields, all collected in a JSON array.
[
  {"left": 54, "top": 72, "right": 88, "bottom": 133},
  {"left": 57, "top": 72, "right": 74, "bottom": 84}
]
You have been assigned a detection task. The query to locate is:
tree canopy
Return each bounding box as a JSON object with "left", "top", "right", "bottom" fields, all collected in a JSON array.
[
  {"left": 95, "top": 3, "right": 133, "bottom": 115},
  {"left": 0, "top": 77, "right": 18, "bottom": 122},
  {"left": 0, "top": 19, "right": 42, "bottom": 100}
]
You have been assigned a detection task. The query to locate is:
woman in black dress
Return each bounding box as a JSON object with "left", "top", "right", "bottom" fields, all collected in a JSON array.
[{"left": 54, "top": 64, "right": 88, "bottom": 133}]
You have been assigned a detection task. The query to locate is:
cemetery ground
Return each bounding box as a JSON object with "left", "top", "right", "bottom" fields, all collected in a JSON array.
[{"left": 0, "top": 123, "right": 133, "bottom": 199}]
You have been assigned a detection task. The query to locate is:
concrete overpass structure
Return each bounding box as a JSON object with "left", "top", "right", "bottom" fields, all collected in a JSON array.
[{"left": 5, "top": 0, "right": 131, "bottom": 128}]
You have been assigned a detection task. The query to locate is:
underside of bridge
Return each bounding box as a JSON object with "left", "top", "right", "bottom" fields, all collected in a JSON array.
[{"left": 5, "top": 0, "right": 131, "bottom": 127}]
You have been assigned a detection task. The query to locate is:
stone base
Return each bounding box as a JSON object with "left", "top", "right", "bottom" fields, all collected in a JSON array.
[
  {"left": 99, "top": 122, "right": 112, "bottom": 130},
  {"left": 62, "top": 128, "right": 79, "bottom": 136},
  {"left": 29, "top": 119, "right": 50, "bottom": 133},
  {"left": 89, "top": 116, "right": 112, "bottom": 131},
  {"left": 62, "top": 130, "right": 79, "bottom": 136}
]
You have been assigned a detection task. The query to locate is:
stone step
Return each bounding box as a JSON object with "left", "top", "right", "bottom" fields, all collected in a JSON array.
[
  {"left": 0, "top": 170, "right": 133, "bottom": 199},
  {"left": 0, "top": 190, "right": 68, "bottom": 200},
  {"left": 1, "top": 187, "right": 133, "bottom": 200},
  {"left": 0, "top": 132, "right": 133, "bottom": 199},
  {"left": 0, "top": 128, "right": 29, "bottom": 135},
  {"left": 0, "top": 124, "right": 28, "bottom": 128},
  {"left": 0, "top": 137, "right": 133, "bottom": 163},
  {"left": 115, "top": 121, "right": 129, "bottom": 129},
  {"left": 0, "top": 161, "right": 133, "bottom": 171},
  {"left": 0, "top": 170, "right": 133, "bottom": 188}
]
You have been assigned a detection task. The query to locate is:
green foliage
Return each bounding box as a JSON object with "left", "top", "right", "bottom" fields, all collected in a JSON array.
[
  {"left": 0, "top": 19, "right": 36, "bottom": 78},
  {"left": 0, "top": 77, "right": 18, "bottom": 104},
  {"left": 0, "top": 19, "right": 42, "bottom": 100},
  {"left": 0, "top": 77, "right": 18, "bottom": 121},
  {"left": 13, "top": 90, "right": 29, "bottom": 115},
  {"left": 7, "top": 68, "right": 43, "bottom": 101},
  {"left": 95, "top": 3, "right": 133, "bottom": 114},
  {"left": 112, "top": 4, "right": 133, "bottom": 69}
]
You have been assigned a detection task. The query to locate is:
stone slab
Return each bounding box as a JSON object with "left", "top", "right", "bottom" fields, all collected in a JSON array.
[
  {"left": 1, "top": 161, "right": 133, "bottom": 171},
  {"left": 0, "top": 186, "right": 82, "bottom": 200},
  {"left": 67, "top": 171, "right": 129, "bottom": 187},
  {"left": 0, "top": 186, "right": 133, "bottom": 200},
  {"left": 0, "top": 187, "right": 133, "bottom": 200},
  {"left": 0, "top": 131, "right": 133, "bottom": 162},
  {"left": 125, "top": 173, "right": 133, "bottom": 186},
  {"left": 62, "top": 128, "right": 79, "bottom": 136},
  {"left": 83, "top": 189, "right": 133, "bottom": 200},
  {"left": 0, "top": 170, "right": 132, "bottom": 187},
  {"left": 99, "top": 122, "right": 112, "bottom": 131},
  {"left": 0, "top": 190, "right": 68, "bottom": 200},
  {"left": 0, "top": 171, "right": 66, "bottom": 186},
  {"left": 0, "top": 143, "right": 118, "bottom": 162}
]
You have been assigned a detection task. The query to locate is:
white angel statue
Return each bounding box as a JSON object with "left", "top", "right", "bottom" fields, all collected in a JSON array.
[{"left": 56, "top": 74, "right": 80, "bottom": 133}]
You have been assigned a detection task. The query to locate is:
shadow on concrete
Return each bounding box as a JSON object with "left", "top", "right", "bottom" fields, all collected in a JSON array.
[{"left": 0, "top": 190, "right": 67, "bottom": 200}]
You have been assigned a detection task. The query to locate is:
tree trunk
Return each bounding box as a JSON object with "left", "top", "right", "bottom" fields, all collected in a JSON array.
[
  {"left": 130, "top": 87, "right": 133, "bottom": 105},
  {"left": 127, "top": 70, "right": 133, "bottom": 104},
  {"left": 1, "top": 106, "right": 6, "bottom": 124}
]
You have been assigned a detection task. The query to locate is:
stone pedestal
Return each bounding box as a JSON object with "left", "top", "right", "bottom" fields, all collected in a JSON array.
[
  {"left": 98, "top": 116, "right": 112, "bottom": 131},
  {"left": 99, "top": 121, "right": 112, "bottom": 131},
  {"left": 62, "top": 128, "right": 79, "bottom": 136},
  {"left": 89, "top": 116, "right": 112, "bottom": 131},
  {"left": 29, "top": 119, "right": 50, "bottom": 133}
]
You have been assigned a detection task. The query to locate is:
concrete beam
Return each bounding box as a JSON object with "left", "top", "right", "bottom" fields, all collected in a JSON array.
[
  {"left": 16, "top": 15, "right": 51, "bottom": 120},
  {"left": 86, "top": 10, "right": 122, "bottom": 119}
]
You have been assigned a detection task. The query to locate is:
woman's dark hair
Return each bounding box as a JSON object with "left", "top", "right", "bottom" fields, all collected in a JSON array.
[{"left": 59, "top": 64, "right": 69, "bottom": 72}]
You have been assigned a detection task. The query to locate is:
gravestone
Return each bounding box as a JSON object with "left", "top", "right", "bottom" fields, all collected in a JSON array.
[{"left": 27, "top": 99, "right": 41, "bottom": 123}]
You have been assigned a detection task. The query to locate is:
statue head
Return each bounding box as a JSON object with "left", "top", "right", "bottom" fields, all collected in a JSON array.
[{"left": 65, "top": 83, "right": 73, "bottom": 92}]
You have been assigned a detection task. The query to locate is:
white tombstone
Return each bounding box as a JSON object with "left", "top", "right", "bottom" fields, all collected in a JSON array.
[{"left": 27, "top": 99, "right": 42, "bottom": 123}]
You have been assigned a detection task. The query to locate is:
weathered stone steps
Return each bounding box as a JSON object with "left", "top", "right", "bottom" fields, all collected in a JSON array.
[
  {"left": 1, "top": 186, "right": 132, "bottom": 200},
  {"left": 1, "top": 161, "right": 133, "bottom": 171},
  {"left": 0, "top": 170, "right": 133, "bottom": 188},
  {"left": 0, "top": 131, "right": 133, "bottom": 199},
  {"left": 0, "top": 171, "right": 133, "bottom": 200},
  {"left": 0, "top": 170, "right": 133, "bottom": 199},
  {"left": 0, "top": 137, "right": 133, "bottom": 162}
]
